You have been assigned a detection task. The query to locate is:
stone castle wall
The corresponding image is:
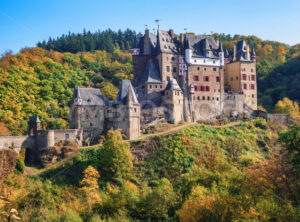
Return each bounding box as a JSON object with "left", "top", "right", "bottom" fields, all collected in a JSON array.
[{"left": 0, "top": 136, "right": 35, "bottom": 153}]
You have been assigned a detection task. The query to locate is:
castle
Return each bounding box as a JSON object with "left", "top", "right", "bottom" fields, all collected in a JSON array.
[
  {"left": 131, "top": 29, "right": 257, "bottom": 124},
  {"left": 69, "top": 29, "right": 258, "bottom": 141}
]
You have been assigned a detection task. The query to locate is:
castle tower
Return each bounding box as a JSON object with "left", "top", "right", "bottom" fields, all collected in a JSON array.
[
  {"left": 162, "top": 78, "right": 184, "bottom": 123},
  {"left": 28, "top": 116, "right": 41, "bottom": 136},
  {"left": 114, "top": 80, "right": 140, "bottom": 140},
  {"left": 224, "top": 40, "right": 257, "bottom": 110}
]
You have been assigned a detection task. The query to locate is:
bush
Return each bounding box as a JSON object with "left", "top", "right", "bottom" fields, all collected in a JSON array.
[
  {"left": 15, "top": 158, "right": 25, "bottom": 173},
  {"left": 254, "top": 118, "right": 267, "bottom": 129}
]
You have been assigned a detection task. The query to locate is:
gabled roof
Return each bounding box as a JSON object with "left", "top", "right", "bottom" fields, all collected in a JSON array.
[
  {"left": 116, "top": 80, "right": 139, "bottom": 105},
  {"left": 157, "top": 29, "right": 178, "bottom": 54},
  {"left": 139, "top": 59, "right": 161, "bottom": 84},
  {"left": 165, "top": 78, "right": 182, "bottom": 91},
  {"left": 74, "top": 87, "right": 107, "bottom": 106},
  {"left": 28, "top": 116, "right": 40, "bottom": 123},
  {"left": 185, "top": 35, "right": 222, "bottom": 58}
]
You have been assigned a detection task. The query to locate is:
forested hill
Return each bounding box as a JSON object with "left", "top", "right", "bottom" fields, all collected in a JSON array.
[
  {"left": 0, "top": 47, "right": 131, "bottom": 135},
  {"left": 37, "top": 29, "right": 140, "bottom": 53}
]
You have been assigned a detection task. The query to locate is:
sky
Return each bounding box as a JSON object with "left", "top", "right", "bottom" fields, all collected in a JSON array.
[{"left": 1, "top": 0, "right": 300, "bottom": 55}]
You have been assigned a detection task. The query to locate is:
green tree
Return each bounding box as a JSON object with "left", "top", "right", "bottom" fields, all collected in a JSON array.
[{"left": 99, "top": 130, "right": 133, "bottom": 180}]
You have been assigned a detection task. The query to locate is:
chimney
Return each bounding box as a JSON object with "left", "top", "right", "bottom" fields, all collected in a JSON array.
[{"left": 169, "top": 29, "right": 174, "bottom": 38}]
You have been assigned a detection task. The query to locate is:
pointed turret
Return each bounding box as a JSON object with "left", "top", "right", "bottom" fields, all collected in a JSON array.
[
  {"left": 251, "top": 47, "right": 256, "bottom": 62},
  {"left": 218, "top": 40, "right": 223, "bottom": 52},
  {"left": 116, "top": 80, "right": 139, "bottom": 105}
]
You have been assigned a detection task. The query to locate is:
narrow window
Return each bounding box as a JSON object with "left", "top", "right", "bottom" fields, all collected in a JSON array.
[
  {"left": 202, "top": 96, "right": 205, "bottom": 100},
  {"left": 216, "top": 76, "right": 220, "bottom": 82},
  {"left": 243, "top": 84, "right": 247, "bottom": 90},
  {"left": 207, "top": 96, "right": 210, "bottom": 100},
  {"left": 173, "top": 67, "right": 176, "bottom": 73},
  {"left": 197, "top": 67, "right": 200, "bottom": 71},
  {"left": 166, "top": 66, "right": 170, "bottom": 72},
  {"left": 231, "top": 77, "right": 233, "bottom": 81},
  {"left": 171, "top": 57, "right": 175, "bottom": 61},
  {"left": 206, "top": 86, "right": 210, "bottom": 91}
]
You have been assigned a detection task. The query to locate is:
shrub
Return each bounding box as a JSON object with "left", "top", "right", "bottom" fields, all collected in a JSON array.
[
  {"left": 15, "top": 158, "right": 25, "bottom": 173},
  {"left": 254, "top": 118, "right": 267, "bottom": 129}
]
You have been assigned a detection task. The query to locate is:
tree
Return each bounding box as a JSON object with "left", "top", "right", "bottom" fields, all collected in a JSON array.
[
  {"left": 99, "top": 130, "right": 133, "bottom": 180},
  {"left": 224, "top": 137, "right": 244, "bottom": 162},
  {"left": 279, "top": 124, "right": 300, "bottom": 175},
  {"left": 274, "top": 97, "right": 300, "bottom": 120},
  {"left": 80, "top": 165, "right": 102, "bottom": 211},
  {"left": 142, "top": 178, "right": 176, "bottom": 220}
]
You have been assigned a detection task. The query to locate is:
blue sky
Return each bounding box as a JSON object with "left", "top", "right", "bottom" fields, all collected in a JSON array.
[{"left": 1, "top": 0, "right": 300, "bottom": 55}]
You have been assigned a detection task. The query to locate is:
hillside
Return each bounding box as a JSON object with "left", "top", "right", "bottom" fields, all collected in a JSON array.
[
  {"left": 0, "top": 47, "right": 131, "bottom": 135},
  {"left": 1, "top": 119, "right": 299, "bottom": 221}
]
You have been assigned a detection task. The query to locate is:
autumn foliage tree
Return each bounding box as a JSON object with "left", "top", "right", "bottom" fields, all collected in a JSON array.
[{"left": 99, "top": 130, "right": 133, "bottom": 181}]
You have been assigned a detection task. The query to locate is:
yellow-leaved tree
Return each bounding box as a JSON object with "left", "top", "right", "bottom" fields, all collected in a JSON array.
[
  {"left": 274, "top": 97, "right": 300, "bottom": 120},
  {"left": 80, "top": 165, "right": 102, "bottom": 211}
]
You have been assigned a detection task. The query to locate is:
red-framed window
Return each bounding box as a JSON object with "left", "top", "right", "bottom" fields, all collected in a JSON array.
[
  {"left": 251, "top": 75, "right": 256, "bottom": 81},
  {"left": 201, "top": 86, "right": 204, "bottom": 91},
  {"left": 243, "top": 84, "right": 247, "bottom": 90},
  {"left": 242, "top": 74, "right": 247, "bottom": 80},
  {"left": 250, "top": 84, "right": 255, "bottom": 90},
  {"left": 204, "top": 76, "right": 209, "bottom": 82},
  {"left": 193, "top": 75, "right": 199, "bottom": 81},
  {"left": 206, "top": 86, "right": 210, "bottom": 91}
]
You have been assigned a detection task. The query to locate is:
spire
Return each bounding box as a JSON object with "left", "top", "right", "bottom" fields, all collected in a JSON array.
[
  {"left": 251, "top": 47, "right": 256, "bottom": 62},
  {"left": 218, "top": 40, "right": 223, "bottom": 52},
  {"left": 251, "top": 47, "right": 256, "bottom": 56}
]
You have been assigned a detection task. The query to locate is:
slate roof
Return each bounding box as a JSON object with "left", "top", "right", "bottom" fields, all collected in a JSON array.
[
  {"left": 116, "top": 80, "right": 139, "bottom": 105},
  {"left": 235, "top": 40, "right": 248, "bottom": 61},
  {"left": 165, "top": 78, "right": 182, "bottom": 91},
  {"left": 185, "top": 35, "right": 222, "bottom": 58},
  {"left": 157, "top": 29, "right": 178, "bottom": 54},
  {"left": 28, "top": 116, "right": 40, "bottom": 123},
  {"left": 139, "top": 59, "right": 161, "bottom": 85},
  {"left": 74, "top": 87, "right": 107, "bottom": 106}
]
